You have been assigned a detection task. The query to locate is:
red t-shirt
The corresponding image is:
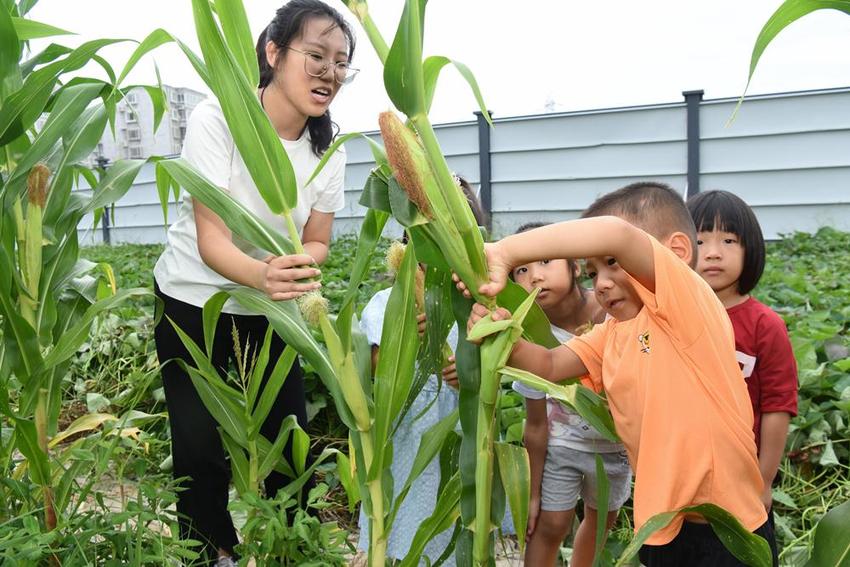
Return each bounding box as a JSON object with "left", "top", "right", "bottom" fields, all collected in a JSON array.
[{"left": 727, "top": 297, "right": 798, "bottom": 451}]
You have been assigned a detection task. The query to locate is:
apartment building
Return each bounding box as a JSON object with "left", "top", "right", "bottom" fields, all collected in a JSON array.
[{"left": 89, "top": 85, "right": 206, "bottom": 166}]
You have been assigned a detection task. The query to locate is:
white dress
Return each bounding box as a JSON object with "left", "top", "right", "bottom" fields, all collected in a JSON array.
[{"left": 356, "top": 288, "right": 460, "bottom": 563}]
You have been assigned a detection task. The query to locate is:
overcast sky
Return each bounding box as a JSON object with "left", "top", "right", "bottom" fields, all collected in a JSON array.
[{"left": 28, "top": 1, "right": 850, "bottom": 133}]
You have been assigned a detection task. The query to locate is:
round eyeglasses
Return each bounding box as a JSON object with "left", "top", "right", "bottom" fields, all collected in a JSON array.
[{"left": 288, "top": 47, "right": 359, "bottom": 85}]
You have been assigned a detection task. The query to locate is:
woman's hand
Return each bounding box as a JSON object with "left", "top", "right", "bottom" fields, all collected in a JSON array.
[{"left": 259, "top": 254, "right": 321, "bottom": 301}]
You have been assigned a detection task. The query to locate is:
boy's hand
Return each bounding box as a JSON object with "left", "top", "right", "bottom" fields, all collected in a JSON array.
[
  {"left": 441, "top": 355, "right": 458, "bottom": 389},
  {"left": 466, "top": 303, "right": 512, "bottom": 344},
  {"left": 453, "top": 242, "right": 514, "bottom": 298},
  {"left": 479, "top": 242, "right": 513, "bottom": 297}
]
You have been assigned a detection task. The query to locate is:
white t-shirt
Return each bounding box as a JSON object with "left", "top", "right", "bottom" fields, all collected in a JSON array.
[
  {"left": 154, "top": 98, "right": 346, "bottom": 314},
  {"left": 513, "top": 325, "right": 625, "bottom": 453}
]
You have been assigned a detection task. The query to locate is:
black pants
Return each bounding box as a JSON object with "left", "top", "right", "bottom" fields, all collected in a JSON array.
[
  {"left": 639, "top": 515, "right": 779, "bottom": 567},
  {"left": 154, "top": 283, "right": 310, "bottom": 562}
]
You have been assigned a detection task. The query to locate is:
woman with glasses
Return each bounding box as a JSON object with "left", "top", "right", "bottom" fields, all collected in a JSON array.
[{"left": 152, "top": 1, "right": 357, "bottom": 564}]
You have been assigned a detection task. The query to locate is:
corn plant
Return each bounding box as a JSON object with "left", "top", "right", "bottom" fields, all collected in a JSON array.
[{"left": 0, "top": 0, "right": 163, "bottom": 555}]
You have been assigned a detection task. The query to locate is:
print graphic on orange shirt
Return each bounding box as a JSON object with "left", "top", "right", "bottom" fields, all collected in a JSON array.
[{"left": 638, "top": 331, "right": 650, "bottom": 354}]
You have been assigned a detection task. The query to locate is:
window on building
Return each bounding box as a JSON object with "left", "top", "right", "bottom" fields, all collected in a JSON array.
[
  {"left": 129, "top": 146, "right": 143, "bottom": 159},
  {"left": 126, "top": 110, "right": 137, "bottom": 123},
  {"left": 126, "top": 92, "right": 137, "bottom": 104},
  {"left": 127, "top": 128, "right": 141, "bottom": 141},
  {"left": 178, "top": 108, "right": 186, "bottom": 119}
]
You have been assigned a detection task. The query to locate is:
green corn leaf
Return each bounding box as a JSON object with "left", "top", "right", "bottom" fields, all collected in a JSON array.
[
  {"left": 220, "top": 430, "right": 250, "bottom": 496},
  {"left": 200, "top": 290, "right": 230, "bottom": 359},
  {"left": 6, "top": 82, "right": 103, "bottom": 195},
  {"left": 192, "top": 0, "right": 297, "bottom": 215},
  {"left": 12, "top": 417, "right": 49, "bottom": 485},
  {"left": 11, "top": 16, "right": 73, "bottom": 40},
  {"left": 305, "top": 132, "right": 387, "bottom": 187},
  {"left": 117, "top": 28, "right": 209, "bottom": 86},
  {"left": 142, "top": 84, "right": 167, "bottom": 132},
  {"left": 336, "top": 450, "right": 361, "bottom": 512},
  {"left": 370, "top": 238, "right": 420, "bottom": 481},
  {"left": 467, "top": 315, "right": 515, "bottom": 342},
  {"left": 167, "top": 316, "right": 246, "bottom": 413},
  {"left": 748, "top": 1, "right": 850, "bottom": 88},
  {"left": 450, "top": 288, "right": 481, "bottom": 526},
  {"left": 500, "top": 365, "right": 619, "bottom": 442},
  {"left": 592, "top": 454, "right": 611, "bottom": 567},
  {"left": 494, "top": 441, "right": 530, "bottom": 552},
  {"left": 358, "top": 170, "right": 392, "bottom": 212},
  {"left": 497, "top": 280, "right": 559, "bottom": 348},
  {"left": 387, "top": 409, "right": 459, "bottom": 531},
  {"left": 246, "top": 326, "right": 274, "bottom": 410},
  {"left": 423, "top": 55, "right": 492, "bottom": 125},
  {"left": 17, "top": 0, "right": 39, "bottom": 17},
  {"left": 41, "top": 288, "right": 150, "bottom": 371},
  {"left": 291, "top": 425, "right": 310, "bottom": 476},
  {"left": 615, "top": 503, "right": 772, "bottom": 567},
  {"left": 257, "top": 415, "right": 300, "bottom": 480},
  {"left": 214, "top": 0, "right": 259, "bottom": 88},
  {"left": 184, "top": 365, "right": 248, "bottom": 446},
  {"left": 388, "top": 175, "right": 429, "bottom": 227},
  {"left": 383, "top": 0, "right": 426, "bottom": 116},
  {"left": 733, "top": 1, "right": 850, "bottom": 120},
  {"left": 251, "top": 345, "right": 297, "bottom": 437},
  {"left": 277, "top": 446, "right": 338, "bottom": 497},
  {"left": 159, "top": 158, "right": 296, "bottom": 255},
  {"left": 0, "top": 264, "right": 42, "bottom": 378},
  {"left": 335, "top": 206, "right": 389, "bottom": 349},
  {"left": 398, "top": 472, "right": 462, "bottom": 567},
  {"left": 0, "top": 68, "right": 57, "bottom": 145},
  {"left": 0, "top": 7, "right": 21, "bottom": 87},
  {"left": 83, "top": 159, "right": 146, "bottom": 213},
  {"left": 806, "top": 499, "right": 850, "bottom": 567}
]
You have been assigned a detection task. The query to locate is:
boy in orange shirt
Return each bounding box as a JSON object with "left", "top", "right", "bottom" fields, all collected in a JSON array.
[{"left": 465, "top": 183, "right": 776, "bottom": 565}]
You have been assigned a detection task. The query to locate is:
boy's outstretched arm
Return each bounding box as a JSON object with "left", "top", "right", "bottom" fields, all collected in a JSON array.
[
  {"left": 478, "top": 216, "right": 656, "bottom": 297},
  {"left": 468, "top": 304, "right": 588, "bottom": 380}
]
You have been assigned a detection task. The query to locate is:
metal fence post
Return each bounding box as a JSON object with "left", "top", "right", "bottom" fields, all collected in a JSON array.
[{"left": 683, "top": 90, "right": 704, "bottom": 198}]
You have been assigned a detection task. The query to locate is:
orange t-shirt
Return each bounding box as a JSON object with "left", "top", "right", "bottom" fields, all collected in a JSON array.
[{"left": 567, "top": 236, "right": 766, "bottom": 545}]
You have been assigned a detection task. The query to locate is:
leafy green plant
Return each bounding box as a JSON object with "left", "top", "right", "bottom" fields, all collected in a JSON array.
[
  {"left": 230, "top": 483, "right": 353, "bottom": 566},
  {"left": 0, "top": 0, "right": 163, "bottom": 550}
]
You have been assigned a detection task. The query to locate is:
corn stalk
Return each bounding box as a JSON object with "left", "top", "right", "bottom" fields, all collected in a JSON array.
[{"left": 0, "top": 5, "right": 161, "bottom": 551}]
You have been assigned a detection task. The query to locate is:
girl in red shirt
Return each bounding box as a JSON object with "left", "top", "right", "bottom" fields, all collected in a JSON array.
[{"left": 687, "top": 190, "right": 798, "bottom": 517}]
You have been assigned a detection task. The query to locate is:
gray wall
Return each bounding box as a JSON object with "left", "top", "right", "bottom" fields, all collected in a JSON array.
[{"left": 76, "top": 87, "right": 850, "bottom": 246}]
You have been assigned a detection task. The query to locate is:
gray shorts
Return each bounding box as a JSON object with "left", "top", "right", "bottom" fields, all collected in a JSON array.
[{"left": 541, "top": 446, "right": 632, "bottom": 512}]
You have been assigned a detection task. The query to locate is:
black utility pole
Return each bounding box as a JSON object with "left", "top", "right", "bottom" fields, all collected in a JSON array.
[
  {"left": 474, "top": 110, "right": 493, "bottom": 231},
  {"left": 95, "top": 155, "right": 111, "bottom": 244}
]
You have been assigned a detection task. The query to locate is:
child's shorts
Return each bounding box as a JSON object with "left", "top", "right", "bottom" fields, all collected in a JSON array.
[{"left": 541, "top": 446, "right": 632, "bottom": 512}]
